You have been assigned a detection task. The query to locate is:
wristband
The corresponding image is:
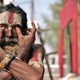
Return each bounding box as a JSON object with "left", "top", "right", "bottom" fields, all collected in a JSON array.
[
  {"left": 0, "top": 54, "right": 15, "bottom": 70},
  {"left": 6, "top": 54, "right": 15, "bottom": 69}
]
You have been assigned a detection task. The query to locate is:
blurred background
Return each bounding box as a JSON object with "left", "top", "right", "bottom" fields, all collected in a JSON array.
[{"left": 0, "top": 0, "right": 80, "bottom": 80}]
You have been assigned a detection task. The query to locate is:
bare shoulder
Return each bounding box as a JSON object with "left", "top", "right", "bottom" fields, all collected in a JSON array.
[
  {"left": 29, "top": 44, "right": 45, "bottom": 70},
  {"left": 31, "top": 44, "right": 45, "bottom": 61}
]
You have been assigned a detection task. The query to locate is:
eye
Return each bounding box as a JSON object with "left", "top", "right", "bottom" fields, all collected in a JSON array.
[
  {"left": 12, "top": 24, "right": 22, "bottom": 29},
  {"left": 0, "top": 24, "right": 8, "bottom": 28}
]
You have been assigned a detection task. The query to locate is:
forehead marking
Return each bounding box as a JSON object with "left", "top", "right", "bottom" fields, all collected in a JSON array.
[{"left": 8, "top": 11, "right": 14, "bottom": 24}]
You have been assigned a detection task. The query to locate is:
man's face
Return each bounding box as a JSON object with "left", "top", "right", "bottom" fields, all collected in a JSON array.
[{"left": 0, "top": 11, "right": 22, "bottom": 46}]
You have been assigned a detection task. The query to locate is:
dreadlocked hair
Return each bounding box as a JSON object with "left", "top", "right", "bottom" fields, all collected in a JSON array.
[{"left": 0, "top": 3, "right": 27, "bottom": 35}]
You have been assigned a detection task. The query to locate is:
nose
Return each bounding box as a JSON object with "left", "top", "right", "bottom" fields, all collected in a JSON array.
[{"left": 6, "top": 26, "right": 12, "bottom": 37}]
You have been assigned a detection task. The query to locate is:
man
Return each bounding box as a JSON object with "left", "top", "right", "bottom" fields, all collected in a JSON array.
[{"left": 0, "top": 3, "right": 45, "bottom": 80}]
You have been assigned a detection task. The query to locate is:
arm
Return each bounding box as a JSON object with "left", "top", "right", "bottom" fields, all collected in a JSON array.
[
  {"left": 0, "top": 47, "right": 15, "bottom": 80},
  {"left": 0, "top": 45, "right": 45, "bottom": 80},
  {"left": 8, "top": 44, "right": 45, "bottom": 80},
  {"left": 0, "top": 70, "right": 11, "bottom": 80}
]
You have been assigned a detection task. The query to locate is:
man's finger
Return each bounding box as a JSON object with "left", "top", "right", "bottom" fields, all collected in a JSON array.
[
  {"left": 27, "top": 28, "right": 32, "bottom": 32},
  {"left": 16, "top": 27, "right": 23, "bottom": 37},
  {"left": 31, "top": 22, "right": 36, "bottom": 32}
]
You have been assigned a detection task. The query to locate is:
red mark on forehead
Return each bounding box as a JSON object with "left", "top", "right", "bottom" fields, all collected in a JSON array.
[{"left": 8, "top": 11, "right": 14, "bottom": 24}]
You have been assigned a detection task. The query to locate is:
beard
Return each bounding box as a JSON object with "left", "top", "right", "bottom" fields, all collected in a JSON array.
[
  {"left": 0, "top": 37, "right": 18, "bottom": 47},
  {"left": 0, "top": 36, "right": 20, "bottom": 55}
]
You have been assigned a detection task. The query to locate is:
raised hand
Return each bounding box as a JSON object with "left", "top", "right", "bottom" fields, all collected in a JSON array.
[
  {"left": 16, "top": 22, "right": 36, "bottom": 60},
  {"left": 16, "top": 22, "right": 36, "bottom": 47}
]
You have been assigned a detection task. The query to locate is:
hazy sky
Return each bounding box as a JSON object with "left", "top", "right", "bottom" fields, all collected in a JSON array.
[{"left": 14, "top": 0, "right": 58, "bottom": 28}]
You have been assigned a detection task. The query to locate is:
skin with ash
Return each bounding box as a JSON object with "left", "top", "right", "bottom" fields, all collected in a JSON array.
[{"left": 0, "top": 3, "right": 45, "bottom": 80}]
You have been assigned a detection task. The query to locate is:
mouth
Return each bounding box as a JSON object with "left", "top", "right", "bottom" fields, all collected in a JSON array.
[{"left": 0, "top": 37, "right": 18, "bottom": 47}]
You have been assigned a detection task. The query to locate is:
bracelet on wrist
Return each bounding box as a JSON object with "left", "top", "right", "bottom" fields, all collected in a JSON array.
[
  {"left": 6, "top": 54, "right": 15, "bottom": 70},
  {"left": 0, "top": 54, "right": 15, "bottom": 70}
]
